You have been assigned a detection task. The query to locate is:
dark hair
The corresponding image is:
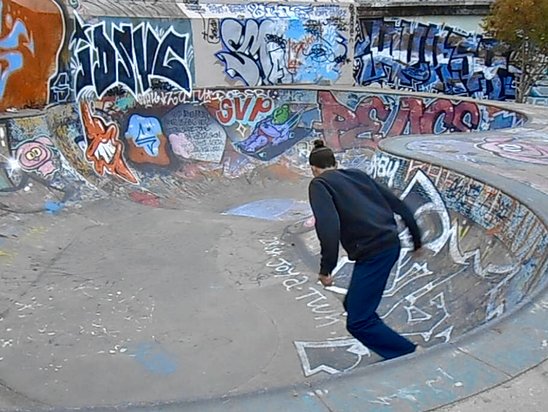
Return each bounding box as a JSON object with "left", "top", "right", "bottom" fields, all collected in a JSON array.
[{"left": 308, "top": 139, "right": 336, "bottom": 169}]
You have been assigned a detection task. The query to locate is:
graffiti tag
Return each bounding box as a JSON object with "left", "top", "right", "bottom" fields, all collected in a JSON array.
[
  {"left": 216, "top": 95, "right": 274, "bottom": 126},
  {"left": 319, "top": 91, "right": 484, "bottom": 151},
  {"left": 354, "top": 18, "right": 516, "bottom": 100},
  {"left": 80, "top": 101, "right": 138, "bottom": 183},
  {"left": 216, "top": 18, "right": 347, "bottom": 86},
  {"left": 14, "top": 136, "right": 58, "bottom": 178},
  {"left": 70, "top": 13, "right": 192, "bottom": 98}
]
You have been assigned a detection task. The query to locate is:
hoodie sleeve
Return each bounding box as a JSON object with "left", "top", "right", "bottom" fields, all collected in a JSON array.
[
  {"left": 374, "top": 181, "right": 422, "bottom": 250},
  {"left": 308, "top": 179, "right": 340, "bottom": 275}
]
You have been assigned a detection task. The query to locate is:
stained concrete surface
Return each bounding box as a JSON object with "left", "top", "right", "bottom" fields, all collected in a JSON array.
[
  {"left": 0, "top": 169, "right": 546, "bottom": 411},
  {"left": 1, "top": 99, "right": 547, "bottom": 411},
  {"left": 438, "top": 359, "right": 548, "bottom": 412}
]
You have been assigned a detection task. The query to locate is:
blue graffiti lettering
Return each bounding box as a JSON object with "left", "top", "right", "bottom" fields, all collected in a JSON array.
[
  {"left": 50, "top": 72, "right": 72, "bottom": 103},
  {"left": 216, "top": 18, "right": 347, "bottom": 86},
  {"left": 70, "top": 13, "right": 192, "bottom": 99},
  {"left": 354, "top": 18, "right": 517, "bottom": 101}
]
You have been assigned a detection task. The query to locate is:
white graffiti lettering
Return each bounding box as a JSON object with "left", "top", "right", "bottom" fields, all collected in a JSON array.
[{"left": 70, "top": 13, "right": 192, "bottom": 99}]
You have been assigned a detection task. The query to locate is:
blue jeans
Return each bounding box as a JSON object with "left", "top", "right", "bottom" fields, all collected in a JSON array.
[{"left": 343, "top": 245, "right": 416, "bottom": 359}]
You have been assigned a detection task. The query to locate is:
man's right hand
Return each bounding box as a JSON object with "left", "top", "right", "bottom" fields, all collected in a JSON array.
[{"left": 319, "top": 274, "right": 334, "bottom": 287}]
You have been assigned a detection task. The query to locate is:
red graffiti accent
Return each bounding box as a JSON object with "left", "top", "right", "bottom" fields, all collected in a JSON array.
[
  {"left": 453, "top": 101, "right": 480, "bottom": 132},
  {"left": 287, "top": 36, "right": 315, "bottom": 73},
  {"left": 216, "top": 96, "right": 273, "bottom": 126},
  {"left": 319, "top": 91, "right": 389, "bottom": 151},
  {"left": 319, "top": 91, "right": 481, "bottom": 151},
  {"left": 129, "top": 191, "right": 161, "bottom": 207},
  {"left": 420, "top": 99, "right": 455, "bottom": 134},
  {"left": 386, "top": 97, "right": 424, "bottom": 137},
  {"left": 80, "top": 101, "right": 138, "bottom": 184}
]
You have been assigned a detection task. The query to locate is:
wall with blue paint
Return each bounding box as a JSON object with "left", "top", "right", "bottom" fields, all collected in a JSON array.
[
  {"left": 180, "top": 2, "right": 355, "bottom": 88},
  {"left": 2, "top": 1, "right": 546, "bottom": 112},
  {"left": 354, "top": 16, "right": 516, "bottom": 100}
]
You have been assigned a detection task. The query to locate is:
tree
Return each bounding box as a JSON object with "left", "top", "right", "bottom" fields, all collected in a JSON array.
[{"left": 482, "top": 0, "right": 548, "bottom": 103}]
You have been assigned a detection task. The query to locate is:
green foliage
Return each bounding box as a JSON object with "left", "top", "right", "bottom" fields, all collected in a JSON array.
[
  {"left": 482, "top": 0, "right": 548, "bottom": 49},
  {"left": 482, "top": 0, "right": 548, "bottom": 102}
]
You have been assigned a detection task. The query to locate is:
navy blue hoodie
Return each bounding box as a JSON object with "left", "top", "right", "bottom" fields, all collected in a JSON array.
[{"left": 308, "top": 168, "right": 422, "bottom": 275}]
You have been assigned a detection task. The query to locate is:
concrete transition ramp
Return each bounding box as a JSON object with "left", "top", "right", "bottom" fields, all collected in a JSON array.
[{"left": 0, "top": 1, "right": 546, "bottom": 411}]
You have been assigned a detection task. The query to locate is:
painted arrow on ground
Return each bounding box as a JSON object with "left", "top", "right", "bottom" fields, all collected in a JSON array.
[{"left": 294, "top": 338, "right": 372, "bottom": 377}]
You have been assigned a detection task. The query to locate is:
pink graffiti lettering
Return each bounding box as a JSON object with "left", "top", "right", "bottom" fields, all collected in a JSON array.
[
  {"left": 477, "top": 137, "right": 548, "bottom": 165},
  {"left": 15, "top": 136, "right": 57, "bottom": 177},
  {"left": 168, "top": 132, "right": 194, "bottom": 159}
]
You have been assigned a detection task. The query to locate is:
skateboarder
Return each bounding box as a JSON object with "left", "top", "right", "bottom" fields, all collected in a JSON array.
[{"left": 308, "top": 139, "right": 422, "bottom": 360}]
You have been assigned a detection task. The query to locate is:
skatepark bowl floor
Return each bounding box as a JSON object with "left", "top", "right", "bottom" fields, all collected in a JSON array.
[{"left": 0, "top": 87, "right": 547, "bottom": 412}]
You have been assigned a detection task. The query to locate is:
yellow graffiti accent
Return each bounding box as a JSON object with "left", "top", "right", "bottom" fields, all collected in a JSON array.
[
  {"left": 28, "top": 226, "right": 47, "bottom": 235},
  {"left": 459, "top": 224, "right": 470, "bottom": 239},
  {"left": 454, "top": 219, "right": 471, "bottom": 239}
]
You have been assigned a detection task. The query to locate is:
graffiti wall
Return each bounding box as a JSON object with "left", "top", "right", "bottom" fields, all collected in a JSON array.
[
  {"left": 179, "top": 2, "right": 354, "bottom": 87},
  {"left": 0, "top": 113, "right": 97, "bottom": 213},
  {"left": 0, "top": 0, "right": 64, "bottom": 110},
  {"left": 2, "top": 2, "right": 543, "bottom": 111},
  {"left": 527, "top": 76, "right": 548, "bottom": 106},
  {"left": 354, "top": 17, "right": 517, "bottom": 100},
  {"left": 43, "top": 87, "right": 523, "bottom": 207}
]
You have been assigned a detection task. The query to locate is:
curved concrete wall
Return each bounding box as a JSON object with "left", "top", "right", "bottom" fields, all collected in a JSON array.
[
  {"left": 2, "top": 87, "right": 546, "bottom": 349},
  {"left": 0, "top": 87, "right": 524, "bottom": 193},
  {"left": 0, "top": 0, "right": 545, "bottom": 339}
]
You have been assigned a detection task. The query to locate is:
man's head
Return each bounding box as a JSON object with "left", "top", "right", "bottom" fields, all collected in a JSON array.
[{"left": 308, "top": 139, "right": 336, "bottom": 177}]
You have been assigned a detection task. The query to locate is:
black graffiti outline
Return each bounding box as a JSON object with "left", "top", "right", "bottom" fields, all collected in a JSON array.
[{"left": 70, "top": 12, "right": 192, "bottom": 99}]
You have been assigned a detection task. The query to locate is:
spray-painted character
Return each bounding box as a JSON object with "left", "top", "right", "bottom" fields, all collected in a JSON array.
[
  {"left": 477, "top": 136, "right": 548, "bottom": 166},
  {"left": 80, "top": 101, "right": 138, "bottom": 184},
  {"left": 125, "top": 114, "right": 170, "bottom": 166},
  {"left": 14, "top": 136, "right": 57, "bottom": 177},
  {"left": 238, "top": 104, "right": 301, "bottom": 153}
]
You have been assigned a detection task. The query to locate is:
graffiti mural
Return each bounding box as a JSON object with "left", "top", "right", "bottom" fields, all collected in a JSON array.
[
  {"left": 124, "top": 114, "right": 171, "bottom": 166},
  {"left": 0, "top": 114, "right": 91, "bottom": 212},
  {"left": 216, "top": 17, "right": 348, "bottom": 86},
  {"left": 14, "top": 136, "right": 58, "bottom": 177},
  {"left": 0, "top": 0, "right": 64, "bottom": 110},
  {"left": 180, "top": 3, "right": 349, "bottom": 21},
  {"left": 215, "top": 94, "right": 274, "bottom": 127},
  {"left": 235, "top": 104, "right": 306, "bottom": 160},
  {"left": 317, "top": 91, "right": 524, "bottom": 151},
  {"left": 70, "top": 88, "right": 525, "bottom": 183},
  {"left": 79, "top": 101, "right": 138, "bottom": 184},
  {"left": 163, "top": 104, "right": 227, "bottom": 163},
  {"left": 70, "top": 13, "right": 193, "bottom": 99},
  {"left": 354, "top": 18, "right": 517, "bottom": 100},
  {"left": 477, "top": 136, "right": 548, "bottom": 165},
  {"left": 527, "top": 77, "right": 548, "bottom": 106}
]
